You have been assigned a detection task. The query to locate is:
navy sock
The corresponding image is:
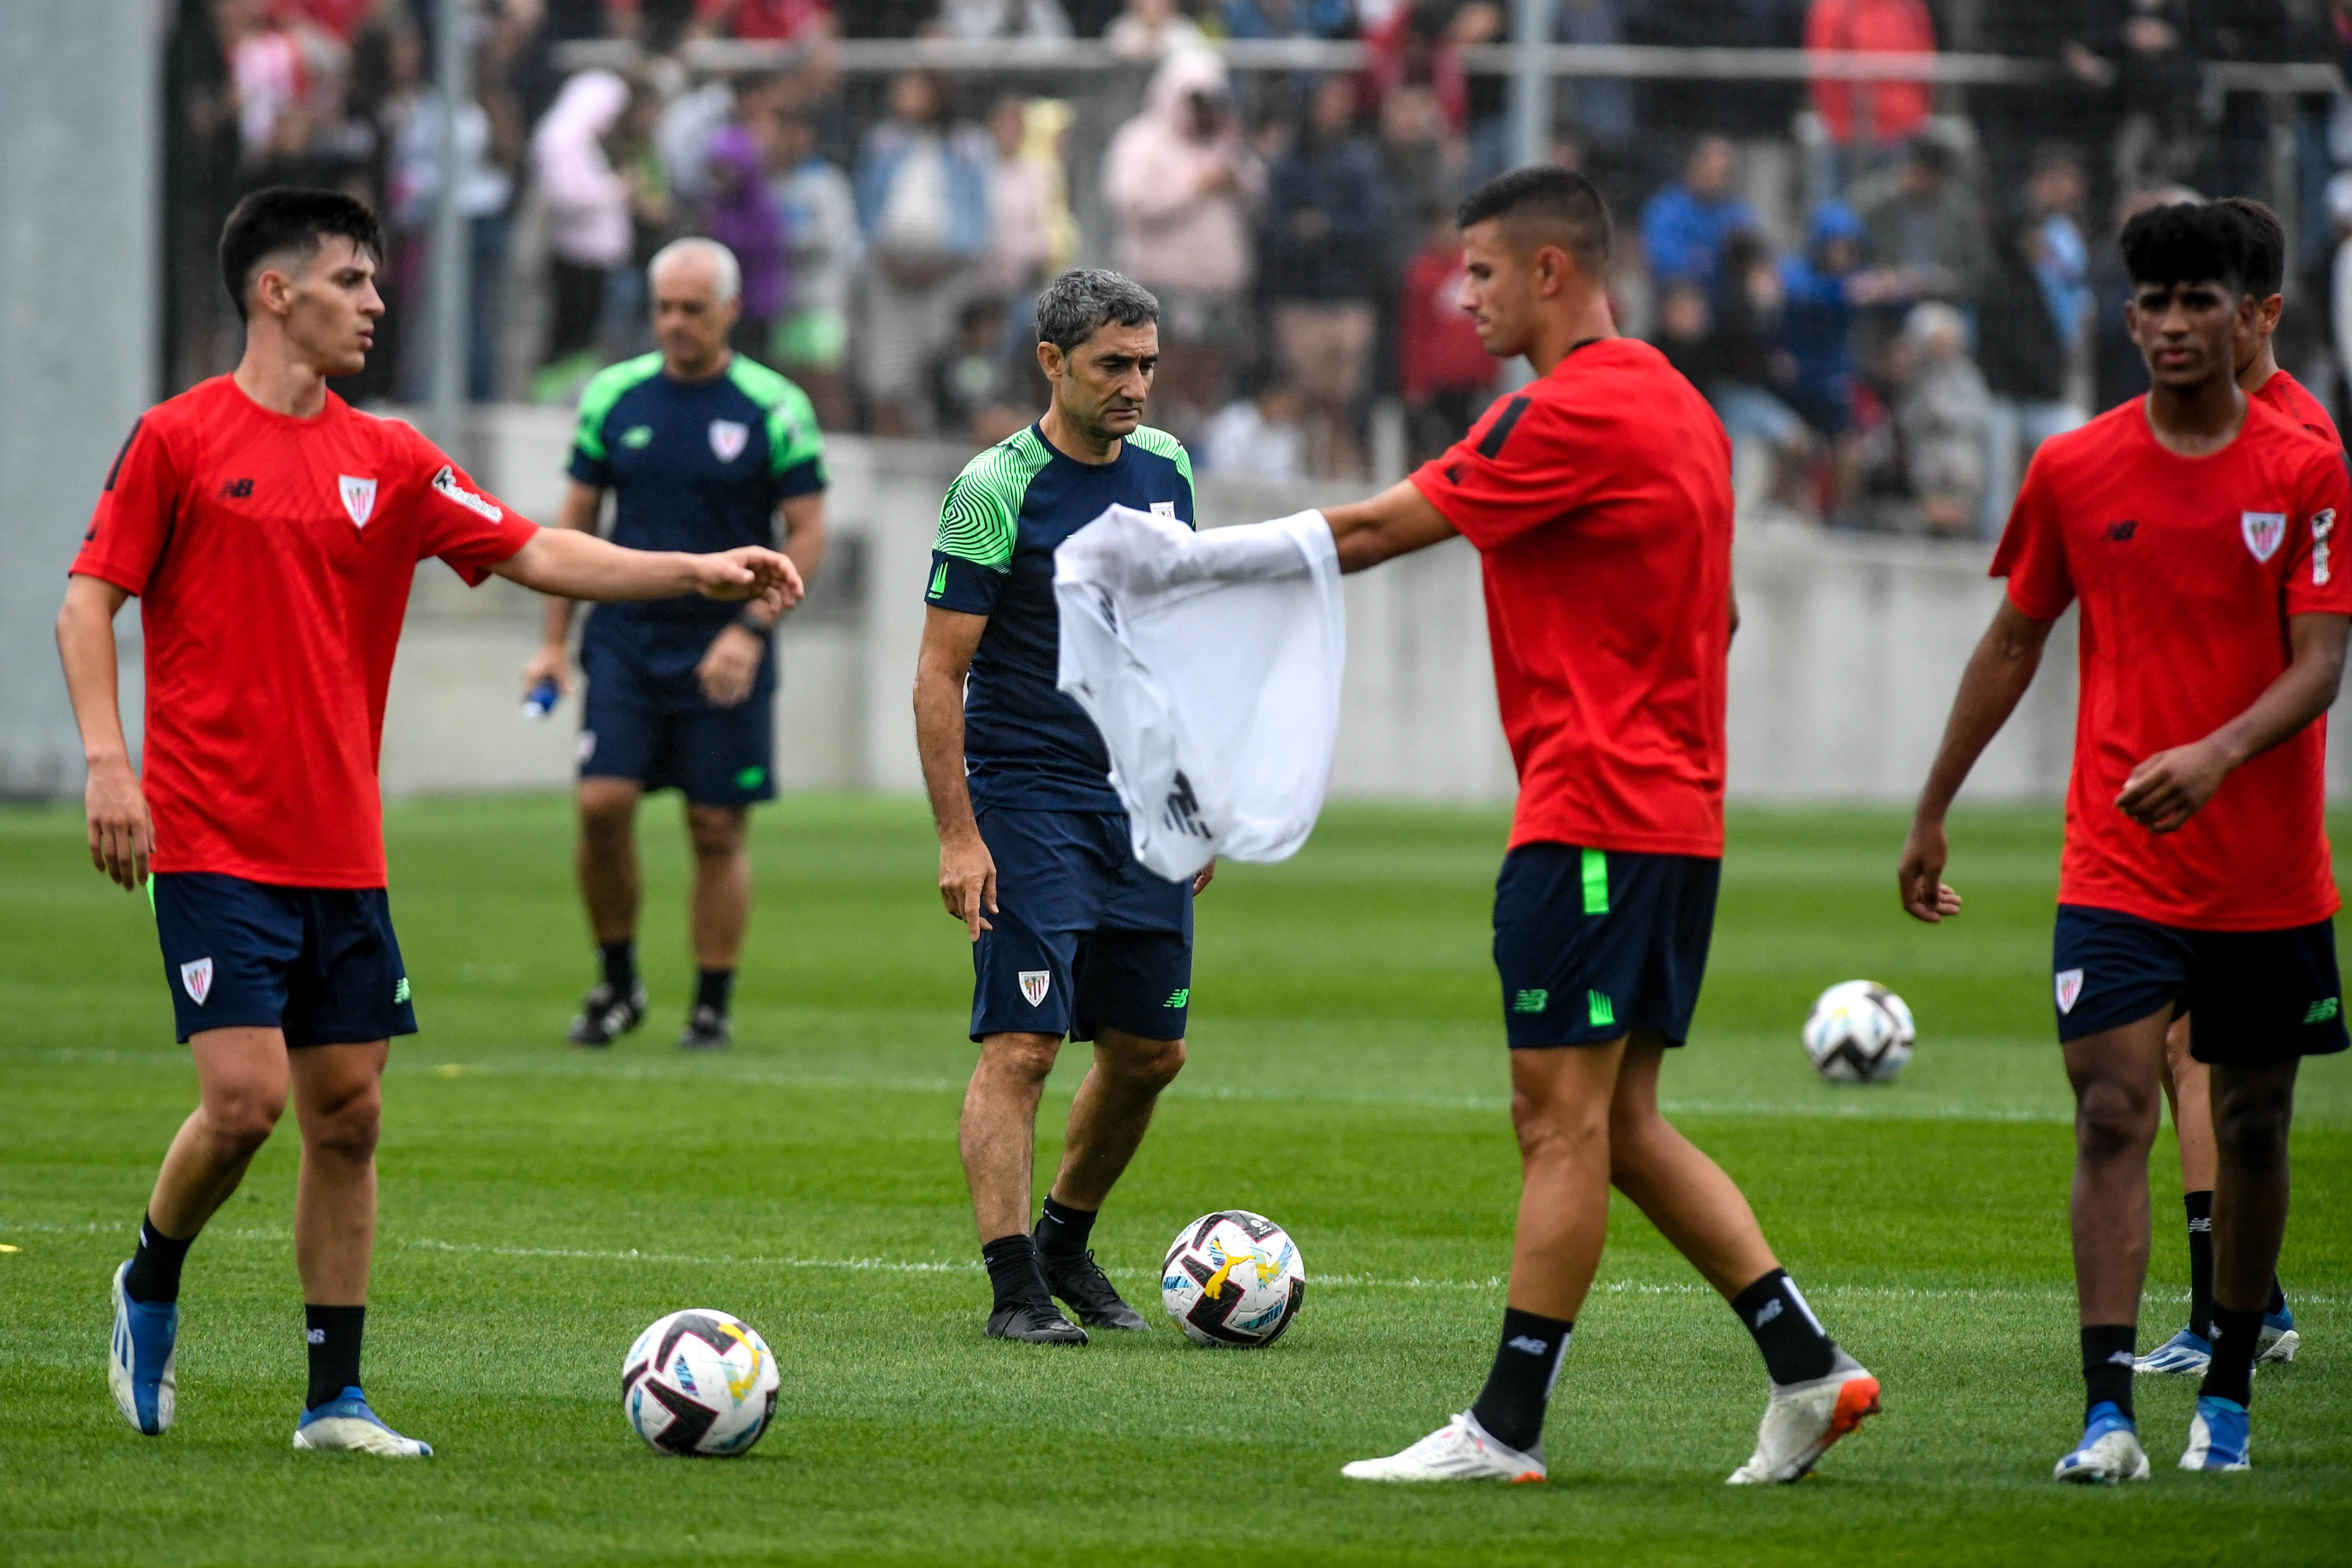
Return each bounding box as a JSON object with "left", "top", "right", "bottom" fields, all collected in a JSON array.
[
  {"left": 2184, "top": 1191, "right": 2214, "bottom": 1340},
  {"left": 304, "top": 1304, "right": 365, "bottom": 1411},
  {"left": 122, "top": 1213, "right": 194, "bottom": 1306},
  {"left": 694, "top": 967, "right": 734, "bottom": 1017},
  {"left": 2082, "top": 1324, "right": 2137, "bottom": 1421},
  {"left": 1731, "top": 1268, "right": 1836, "bottom": 1385},
  {"left": 2265, "top": 1274, "right": 2286, "bottom": 1317},
  {"left": 1033, "top": 1195, "right": 1096, "bottom": 1262},
  {"left": 2200, "top": 1305, "right": 2262, "bottom": 1408},
  {"left": 981, "top": 1233, "right": 1051, "bottom": 1309},
  {"left": 1469, "top": 1307, "right": 1572, "bottom": 1454},
  {"left": 599, "top": 939, "right": 636, "bottom": 994}
]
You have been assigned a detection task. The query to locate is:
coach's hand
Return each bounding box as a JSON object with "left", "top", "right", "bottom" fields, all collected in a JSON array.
[
  {"left": 1896, "top": 816, "right": 1962, "bottom": 924},
  {"left": 2116, "top": 739, "right": 2230, "bottom": 835},
  {"left": 520, "top": 642, "right": 572, "bottom": 701},
  {"left": 1193, "top": 859, "right": 1216, "bottom": 895},
  {"left": 698, "top": 625, "right": 765, "bottom": 709},
  {"left": 86, "top": 756, "right": 154, "bottom": 892},
  {"left": 940, "top": 833, "right": 998, "bottom": 941},
  {"left": 692, "top": 546, "right": 803, "bottom": 618}
]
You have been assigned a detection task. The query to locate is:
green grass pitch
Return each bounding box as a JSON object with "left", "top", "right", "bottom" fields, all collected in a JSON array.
[{"left": 2, "top": 795, "right": 2346, "bottom": 1565}]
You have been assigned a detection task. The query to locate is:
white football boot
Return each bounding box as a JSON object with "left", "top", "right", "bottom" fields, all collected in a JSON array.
[
  {"left": 292, "top": 1387, "right": 434, "bottom": 1457},
  {"left": 2053, "top": 1402, "right": 2150, "bottom": 1485},
  {"left": 1726, "top": 1349, "right": 1882, "bottom": 1484},
  {"left": 1341, "top": 1411, "right": 1547, "bottom": 1483}
]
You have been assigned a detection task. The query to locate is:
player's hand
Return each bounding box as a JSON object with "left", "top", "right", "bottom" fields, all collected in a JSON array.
[
  {"left": 939, "top": 833, "right": 998, "bottom": 941},
  {"left": 1897, "top": 816, "right": 1962, "bottom": 923},
  {"left": 2116, "top": 740, "right": 2231, "bottom": 834},
  {"left": 697, "top": 625, "right": 765, "bottom": 709},
  {"left": 692, "top": 547, "right": 803, "bottom": 615},
  {"left": 520, "top": 642, "right": 572, "bottom": 700},
  {"left": 1193, "top": 858, "right": 1216, "bottom": 895},
  {"left": 86, "top": 757, "right": 154, "bottom": 892}
]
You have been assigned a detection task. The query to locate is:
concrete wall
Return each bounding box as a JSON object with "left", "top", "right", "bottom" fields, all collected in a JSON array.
[
  {"left": 0, "top": 3, "right": 156, "bottom": 797},
  {"left": 371, "top": 409, "right": 2114, "bottom": 806}
]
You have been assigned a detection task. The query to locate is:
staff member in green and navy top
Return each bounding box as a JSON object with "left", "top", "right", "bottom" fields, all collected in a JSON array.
[{"left": 524, "top": 237, "right": 828, "bottom": 1053}]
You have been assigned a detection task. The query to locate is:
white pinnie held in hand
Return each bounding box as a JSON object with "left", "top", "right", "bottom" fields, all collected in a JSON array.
[{"left": 1054, "top": 505, "right": 1344, "bottom": 881}]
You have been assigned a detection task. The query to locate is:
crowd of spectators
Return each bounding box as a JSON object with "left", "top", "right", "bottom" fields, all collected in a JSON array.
[{"left": 161, "top": 0, "right": 2352, "bottom": 534}]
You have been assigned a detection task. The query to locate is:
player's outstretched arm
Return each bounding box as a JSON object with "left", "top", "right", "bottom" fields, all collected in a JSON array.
[
  {"left": 2115, "top": 611, "right": 2351, "bottom": 835},
  {"left": 491, "top": 526, "right": 803, "bottom": 615},
  {"left": 1322, "top": 481, "right": 1458, "bottom": 573},
  {"left": 56, "top": 574, "right": 152, "bottom": 891},
  {"left": 913, "top": 606, "right": 996, "bottom": 941},
  {"left": 1899, "top": 598, "right": 2055, "bottom": 923}
]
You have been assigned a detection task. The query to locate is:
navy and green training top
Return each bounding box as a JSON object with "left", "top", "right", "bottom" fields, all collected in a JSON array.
[
  {"left": 567, "top": 352, "right": 826, "bottom": 680},
  {"left": 927, "top": 422, "right": 1195, "bottom": 812}
]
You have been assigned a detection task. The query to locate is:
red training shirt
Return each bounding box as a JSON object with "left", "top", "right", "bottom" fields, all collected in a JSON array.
[
  {"left": 1993, "top": 395, "right": 2352, "bottom": 929},
  {"left": 2255, "top": 366, "right": 2342, "bottom": 447},
  {"left": 1411, "top": 337, "right": 1733, "bottom": 858},
  {"left": 72, "top": 377, "right": 537, "bottom": 888}
]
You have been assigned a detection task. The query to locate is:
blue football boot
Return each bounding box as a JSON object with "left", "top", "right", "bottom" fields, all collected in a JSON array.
[
  {"left": 2053, "top": 1401, "right": 2149, "bottom": 1484},
  {"left": 2180, "top": 1396, "right": 2250, "bottom": 1472},
  {"left": 2255, "top": 1306, "right": 2300, "bottom": 1366},
  {"left": 2134, "top": 1327, "right": 2211, "bottom": 1376},
  {"left": 293, "top": 1387, "right": 434, "bottom": 1457},
  {"left": 108, "top": 1262, "right": 177, "bottom": 1435}
]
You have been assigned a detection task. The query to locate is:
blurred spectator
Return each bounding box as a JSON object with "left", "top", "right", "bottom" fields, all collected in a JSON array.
[
  {"left": 1105, "top": 0, "right": 1209, "bottom": 58},
  {"left": 1851, "top": 134, "right": 1987, "bottom": 306},
  {"left": 1653, "top": 280, "right": 1715, "bottom": 390},
  {"left": 2108, "top": 0, "right": 2207, "bottom": 192},
  {"left": 1224, "top": 0, "right": 1354, "bottom": 39},
  {"left": 1779, "top": 202, "right": 1864, "bottom": 436},
  {"left": 1641, "top": 137, "right": 1762, "bottom": 296},
  {"left": 934, "top": 296, "right": 1035, "bottom": 444},
  {"left": 533, "top": 69, "right": 634, "bottom": 380},
  {"left": 390, "top": 57, "right": 517, "bottom": 401},
  {"left": 1397, "top": 205, "right": 1497, "bottom": 462},
  {"left": 721, "top": 0, "right": 837, "bottom": 39},
  {"left": 1262, "top": 76, "right": 1387, "bottom": 477},
  {"left": 1707, "top": 232, "right": 1813, "bottom": 514},
  {"left": 1360, "top": 1, "right": 1475, "bottom": 137},
  {"left": 856, "top": 70, "right": 991, "bottom": 435},
  {"left": 1804, "top": 0, "right": 1935, "bottom": 190},
  {"left": 1893, "top": 302, "right": 1993, "bottom": 538},
  {"left": 657, "top": 75, "right": 736, "bottom": 208},
  {"left": 1555, "top": 0, "right": 1633, "bottom": 152},
  {"left": 979, "top": 96, "right": 1055, "bottom": 302},
  {"left": 771, "top": 113, "right": 860, "bottom": 427},
  {"left": 1977, "top": 210, "right": 2087, "bottom": 533},
  {"left": 1102, "top": 48, "right": 1262, "bottom": 436},
  {"left": 941, "top": 0, "right": 1075, "bottom": 40},
  {"left": 703, "top": 114, "right": 789, "bottom": 366},
  {"left": 1198, "top": 361, "right": 1308, "bottom": 480}
]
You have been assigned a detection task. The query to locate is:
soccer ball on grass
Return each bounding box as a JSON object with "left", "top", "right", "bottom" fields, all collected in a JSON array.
[
  {"left": 1162, "top": 1210, "right": 1306, "bottom": 1346},
  {"left": 621, "top": 1308, "right": 781, "bottom": 1456},
  {"left": 1802, "top": 980, "right": 1915, "bottom": 1084}
]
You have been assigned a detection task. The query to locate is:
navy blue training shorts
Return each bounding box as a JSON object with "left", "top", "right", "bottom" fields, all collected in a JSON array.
[
  {"left": 579, "top": 637, "right": 777, "bottom": 808},
  {"left": 1493, "top": 844, "right": 1721, "bottom": 1048},
  {"left": 970, "top": 808, "right": 1193, "bottom": 1043},
  {"left": 2051, "top": 904, "right": 2349, "bottom": 1065},
  {"left": 152, "top": 872, "right": 417, "bottom": 1047}
]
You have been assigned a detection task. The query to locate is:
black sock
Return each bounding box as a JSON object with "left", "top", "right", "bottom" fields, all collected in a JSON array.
[
  {"left": 599, "top": 939, "right": 636, "bottom": 994},
  {"left": 1730, "top": 1268, "right": 1837, "bottom": 1385},
  {"left": 1468, "top": 1307, "right": 1572, "bottom": 1455},
  {"left": 2082, "top": 1324, "right": 2137, "bottom": 1421},
  {"left": 304, "top": 1305, "right": 366, "bottom": 1411},
  {"left": 2265, "top": 1274, "right": 2286, "bottom": 1316},
  {"left": 694, "top": 967, "right": 735, "bottom": 1017},
  {"left": 122, "top": 1212, "right": 195, "bottom": 1306},
  {"left": 2200, "top": 1305, "right": 2262, "bottom": 1408},
  {"left": 1033, "top": 1195, "right": 1097, "bottom": 1262},
  {"left": 2184, "top": 1190, "right": 2214, "bottom": 1339},
  {"left": 981, "top": 1233, "right": 1051, "bottom": 1309}
]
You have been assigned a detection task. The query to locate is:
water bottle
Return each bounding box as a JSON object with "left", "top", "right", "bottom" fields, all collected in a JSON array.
[{"left": 522, "top": 676, "right": 560, "bottom": 721}]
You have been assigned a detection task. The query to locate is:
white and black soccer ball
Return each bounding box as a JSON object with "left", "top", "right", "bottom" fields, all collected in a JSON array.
[
  {"left": 621, "top": 1308, "right": 781, "bottom": 1456},
  {"left": 1161, "top": 1210, "right": 1306, "bottom": 1347},
  {"left": 1802, "top": 980, "right": 1916, "bottom": 1084}
]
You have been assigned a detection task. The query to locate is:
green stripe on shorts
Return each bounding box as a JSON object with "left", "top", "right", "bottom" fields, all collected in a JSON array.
[{"left": 1581, "top": 847, "right": 1608, "bottom": 915}]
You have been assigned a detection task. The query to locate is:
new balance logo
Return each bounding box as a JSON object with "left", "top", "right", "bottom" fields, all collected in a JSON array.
[
  {"left": 1512, "top": 989, "right": 1548, "bottom": 1014},
  {"left": 1505, "top": 1335, "right": 1549, "bottom": 1356},
  {"left": 393, "top": 977, "right": 411, "bottom": 1005},
  {"left": 1751, "top": 1298, "right": 1783, "bottom": 1328},
  {"left": 1164, "top": 988, "right": 1189, "bottom": 1009},
  {"left": 306, "top": 1328, "right": 326, "bottom": 1345},
  {"left": 219, "top": 478, "right": 254, "bottom": 499},
  {"left": 2105, "top": 1350, "right": 2137, "bottom": 1367},
  {"left": 1162, "top": 770, "right": 1212, "bottom": 839},
  {"left": 2304, "top": 996, "right": 2340, "bottom": 1025},
  {"left": 1587, "top": 991, "right": 1615, "bottom": 1029},
  {"left": 928, "top": 561, "right": 948, "bottom": 599},
  {"left": 2188, "top": 1216, "right": 2211, "bottom": 1233}
]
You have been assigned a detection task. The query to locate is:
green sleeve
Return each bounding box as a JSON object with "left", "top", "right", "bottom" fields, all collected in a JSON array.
[
  {"left": 934, "top": 428, "right": 1048, "bottom": 571},
  {"left": 572, "top": 353, "right": 662, "bottom": 464},
  {"left": 764, "top": 378, "right": 826, "bottom": 486}
]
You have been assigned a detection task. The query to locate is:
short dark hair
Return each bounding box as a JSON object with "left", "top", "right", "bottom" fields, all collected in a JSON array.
[
  {"left": 2217, "top": 196, "right": 2286, "bottom": 298},
  {"left": 218, "top": 187, "right": 384, "bottom": 321},
  {"left": 1456, "top": 165, "right": 1611, "bottom": 274},
  {"left": 2118, "top": 199, "right": 2249, "bottom": 295},
  {"left": 1033, "top": 268, "right": 1159, "bottom": 355}
]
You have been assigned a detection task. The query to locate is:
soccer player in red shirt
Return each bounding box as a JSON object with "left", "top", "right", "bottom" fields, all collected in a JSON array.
[
  {"left": 59, "top": 189, "right": 799, "bottom": 1455},
  {"left": 2136, "top": 195, "right": 2339, "bottom": 1379},
  {"left": 1306, "top": 168, "right": 1878, "bottom": 1486},
  {"left": 1900, "top": 200, "right": 2351, "bottom": 1481}
]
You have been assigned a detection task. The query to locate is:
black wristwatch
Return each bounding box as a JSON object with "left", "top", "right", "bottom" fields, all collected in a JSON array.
[{"left": 734, "top": 608, "right": 775, "bottom": 637}]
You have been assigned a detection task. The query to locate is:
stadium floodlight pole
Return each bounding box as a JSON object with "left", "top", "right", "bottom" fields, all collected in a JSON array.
[
  {"left": 1509, "top": 0, "right": 1551, "bottom": 171},
  {"left": 428, "top": 0, "right": 472, "bottom": 450}
]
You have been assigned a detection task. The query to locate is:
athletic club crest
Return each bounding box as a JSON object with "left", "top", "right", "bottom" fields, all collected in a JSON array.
[
  {"left": 338, "top": 474, "right": 377, "bottom": 529},
  {"left": 709, "top": 420, "right": 749, "bottom": 462},
  {"left": 1019, "top": 970, "right": 1050, "bottom": 1007},
  {"left": 2055, "top": 967, "right": 2084, "bottom": 1015},
  {"left": 181, "top": 957, "right": 215, "bottom": 1006},
  {"left": 2242, "top": 510, "right": 2286, "bottom": 563}
]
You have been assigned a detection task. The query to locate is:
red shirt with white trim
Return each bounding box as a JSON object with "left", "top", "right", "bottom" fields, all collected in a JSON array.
[
  {"left": 2255, "top": 366, "right": 2342, "bottom": 447},
  {"left": 1409, "top": 337, "right": 1733, "bottom": 857},
  {"left": 71, "top": 377, "right": 537, "bottom": 888},
  {"left": 1992, "top": 394, "right": 2352, "bottom": 929}
]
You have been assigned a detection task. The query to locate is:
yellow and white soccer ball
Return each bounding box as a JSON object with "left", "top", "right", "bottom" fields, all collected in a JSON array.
[
  {"left": 1161, "top": 1210, "right": 1307, "bottom": 1347},
  {"left": 621, "top": 1308, "right": 781, "bottom": 1456},
  {"left": 1802, "top": 980, "right": 1916, "bottom": 1083}
]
